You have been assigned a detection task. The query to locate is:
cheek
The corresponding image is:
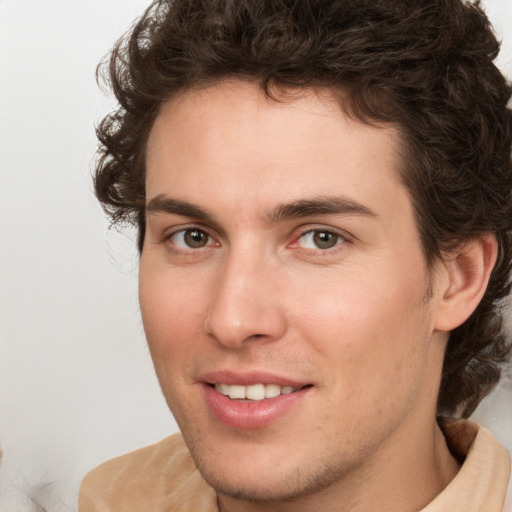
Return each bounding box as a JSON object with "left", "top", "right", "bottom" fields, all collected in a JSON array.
[
  {"left": 138, "top": 264, "right": 208, "bottom": 378},
  {"left": 291, "top": 263, "right": 433, "bottom": 405}
]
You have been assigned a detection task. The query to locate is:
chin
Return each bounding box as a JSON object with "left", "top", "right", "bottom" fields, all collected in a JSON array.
[
  {"left": 190, "top": 442, "right": 350, "bottom": 504},
  {"left": 200, "top": 469, "right": 319, "bottom": 503}
]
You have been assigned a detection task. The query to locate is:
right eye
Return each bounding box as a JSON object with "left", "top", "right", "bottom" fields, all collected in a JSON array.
[
  {"left": 296, "top": 229, "right": 345, "bottom": 250},
  {"left": 167, "top": 228, "right": 213, "bottom": 249}
]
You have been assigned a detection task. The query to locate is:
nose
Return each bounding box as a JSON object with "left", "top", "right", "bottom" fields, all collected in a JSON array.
[{"left": 203, "top": 250, "right": 287, "bottom": 349}]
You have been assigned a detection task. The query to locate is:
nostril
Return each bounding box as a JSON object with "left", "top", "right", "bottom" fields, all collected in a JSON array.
[{"left": 204, "top": 295, "right": 288, "bottom": 349}]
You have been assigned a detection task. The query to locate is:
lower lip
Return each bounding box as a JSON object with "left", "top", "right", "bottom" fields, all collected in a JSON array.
[{"left": 202, "top": 384, "right": 310, "bottom": 430}]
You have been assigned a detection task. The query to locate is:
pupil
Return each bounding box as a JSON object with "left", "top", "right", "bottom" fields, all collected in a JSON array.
[
  {"left": 313, "top": 231, "right": 337, "bottom": 249},
  {"left": 184, "top": 229, "right": 207, "bottom": 248}
]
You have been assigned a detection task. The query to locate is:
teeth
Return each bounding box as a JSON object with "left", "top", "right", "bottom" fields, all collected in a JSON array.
[
  {"left": 214, "top": 383, "right": 300, "bottom": 401},
  {"left": 246, "top": 384, "right": 265, "bottom": 400},
  {"left": 228, "top": 385, "right": 245, "bottom": 399},
  {"left": 216, "top": 383, "right": 230, "bottom": 395},
  {"left": 264, "top": 384, "right": 281, "bottom": 398}
]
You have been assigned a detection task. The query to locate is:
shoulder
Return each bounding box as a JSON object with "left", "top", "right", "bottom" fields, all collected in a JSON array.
[
  {"left": 421, "top": 419, "right": 511, "bottom": 512},
  {"left": 78, "top": 434, "right": 217, "bottom": 512}
]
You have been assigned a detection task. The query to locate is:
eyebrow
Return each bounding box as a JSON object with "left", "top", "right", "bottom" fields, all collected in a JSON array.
[
  {"left": 146, "top": 195, "right": 212, "bottom": 219},
  {"left": 266, "top": 196, "right": 377, "bottom": 223},
  {"left": 146, "top": 194, "right": 377, "bottom": 223}
]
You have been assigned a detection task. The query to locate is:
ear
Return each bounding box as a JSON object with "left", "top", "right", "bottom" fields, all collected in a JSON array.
[{"left": 433, "top": 235, "right": 497, "bottom": 332}]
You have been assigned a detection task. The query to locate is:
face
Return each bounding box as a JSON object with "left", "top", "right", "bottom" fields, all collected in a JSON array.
[{"left": 140, "top": 81, "right": 447, "bottom": 506}]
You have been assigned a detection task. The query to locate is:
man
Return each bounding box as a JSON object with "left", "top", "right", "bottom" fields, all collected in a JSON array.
[{"left": 79, "top": 0, "right": 512, "bottom": 510}]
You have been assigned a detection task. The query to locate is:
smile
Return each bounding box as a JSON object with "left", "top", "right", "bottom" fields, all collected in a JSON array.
[
  {"left": 203, "top": 380, "right": 312, "bottom": 429},
  {"left": 214, "top": 383, "right": 299, "bottom": 401}
]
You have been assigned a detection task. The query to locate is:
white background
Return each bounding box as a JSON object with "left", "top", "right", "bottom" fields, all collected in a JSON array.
[{"left": 1, "top": 1, "right": 511, "bottom": 510}]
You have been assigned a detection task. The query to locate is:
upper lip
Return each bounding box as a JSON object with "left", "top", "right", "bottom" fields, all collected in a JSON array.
[{"left": 198, "top": 370, "right": 310, "bottom": 388}]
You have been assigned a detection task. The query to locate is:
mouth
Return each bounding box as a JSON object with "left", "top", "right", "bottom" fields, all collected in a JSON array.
[
  {"left": 200, "top": 374, "right": 313, "bottom": 429},
  {"left": 212, "top": 383, "right": 308, "bottom": 401}
]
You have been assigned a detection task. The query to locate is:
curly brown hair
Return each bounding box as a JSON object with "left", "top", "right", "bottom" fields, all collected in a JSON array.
[{"left": 95, "top": 0, "right": 512, "bottom": 417}]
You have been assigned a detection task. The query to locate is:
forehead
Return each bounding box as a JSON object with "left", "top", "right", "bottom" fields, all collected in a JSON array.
[{"left": 145, "top": 80, "right": 407, "bottom": 221}]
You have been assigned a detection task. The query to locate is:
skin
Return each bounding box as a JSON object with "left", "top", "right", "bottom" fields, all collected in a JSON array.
[{"left": 139, "top": 80, "right": 493, "bottom": 512}]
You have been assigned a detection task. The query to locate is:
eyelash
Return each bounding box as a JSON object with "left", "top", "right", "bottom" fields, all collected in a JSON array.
[
  {"left": 163, "top": 226, "right": 349, "bottom": 253},
  {"left": 293, "top": 229, "right": 346, "bottom": 251},
  {"left": 164, "top": 227, "right": 217, "bottom": 250}
]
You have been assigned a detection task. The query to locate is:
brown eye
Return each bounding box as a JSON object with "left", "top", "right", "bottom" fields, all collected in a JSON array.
[
  {"left": 298, "top": 230, "right": 343, "bottom": 250},
  {"left": 183, "top": 229, "right": 209, "bottom": 248},
  {"left": 170, "top": 228, "right": 211, "bottom": 249},
  {"left": 313, "top": 231, "right": 338, "bottom": 249}
]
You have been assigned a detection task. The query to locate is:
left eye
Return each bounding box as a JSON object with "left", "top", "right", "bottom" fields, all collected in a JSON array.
[
  {"left": 168, "top": 228, "right": 212, "bottom": 249},
  {"left": 297, "top": 230, "right": 344, "bottom": 250}
]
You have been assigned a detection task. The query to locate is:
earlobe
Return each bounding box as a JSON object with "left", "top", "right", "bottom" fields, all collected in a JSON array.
[{"left": 433, "top": 235, "right": 497, "bottom": 332}]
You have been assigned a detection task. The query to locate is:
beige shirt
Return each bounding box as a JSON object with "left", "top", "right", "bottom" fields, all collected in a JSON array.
[{"left": 79, "top": 420, "right": 511, "bottom": 512}]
